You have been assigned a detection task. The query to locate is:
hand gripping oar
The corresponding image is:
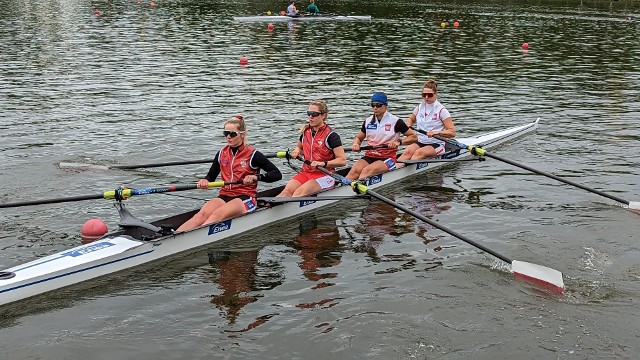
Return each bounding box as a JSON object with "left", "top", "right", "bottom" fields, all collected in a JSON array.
[
  {"left": 57, "top": 146, "right": 387, "bottom": 171},
  {"left": 0, "top": 180, "right": 243, "bottom": 209},
  {"left": 433, "top": 134, "right": 640, "bottom": 211},
  {"left": 306, "top": 160, "right": 565, "bottom": 294}
]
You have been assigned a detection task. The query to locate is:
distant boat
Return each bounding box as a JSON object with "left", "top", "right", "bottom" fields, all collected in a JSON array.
[{"left": 233, "top": 14, "right": 372, "bottom": 22}]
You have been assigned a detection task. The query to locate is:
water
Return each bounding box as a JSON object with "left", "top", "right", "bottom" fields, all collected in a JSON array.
[{"left": 1, "top": 0, "right": 639, "bottom": 358}]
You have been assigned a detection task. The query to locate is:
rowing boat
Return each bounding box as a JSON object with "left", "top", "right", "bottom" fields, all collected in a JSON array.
[
  {"left": 0, "top": 119, "right": 539, "bottom": 306},
  {"left": 233, "top": 15, "right": 372, "bottom": 22}
]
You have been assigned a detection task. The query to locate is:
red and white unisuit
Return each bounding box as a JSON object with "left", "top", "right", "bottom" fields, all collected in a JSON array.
[
  {"left": 363, "top": 111, "right": 401, "bottom": 160},
  {"left": 301, "top": 124, "right": 336, "bottom": 173},
  {"left": 218, "top": 144, "right": 259, "bottom": 197}
]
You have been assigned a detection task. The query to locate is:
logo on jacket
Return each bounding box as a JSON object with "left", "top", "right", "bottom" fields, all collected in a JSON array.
[
  {"left": 385, "top": 124, "right": 391, "bottom": 131},
  {"left": 366, "top": 124, "right": 378, "bottom": 130},
  {"left": 241, "top": 160, "right": 247, "bottom": 167}
]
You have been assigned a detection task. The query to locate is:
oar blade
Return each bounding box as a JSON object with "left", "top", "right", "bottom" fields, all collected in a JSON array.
[
  {"left": 628, "top": 201, "right": 640, "bottom": 210},
  {"left": 512, "top": 260, "right": 564, "bottom": 294}
]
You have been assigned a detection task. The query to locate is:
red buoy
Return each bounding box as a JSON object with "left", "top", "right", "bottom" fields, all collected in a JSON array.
[
  {"left": 239, "top": 56, "right": 248, "bottom": 65},
  {"left": 81, "top": 218, "right": 108, "bottom": 243},
  {"left": 267, "top": 23, "right": 274, "bottom": 31},
  {"left": 522, "top": 42, "right": 529, "bottom": 50}
]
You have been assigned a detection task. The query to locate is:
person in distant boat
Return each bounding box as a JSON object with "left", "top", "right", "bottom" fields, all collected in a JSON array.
[
  {"left": 287, "top": 0, "right": 300, "bottom": 17},
  {"left": 397, "top": 79, "right": 456, "bottom": 166},
  {"left": 177, "top": 116, "right": 282, "bottom": 232},
  {"left": 346, "top": 92, "right": 416, "bottom": 180},
  {"left": 307, "top": 0, "right": 320, "bottom": 15},
  {"left": 277, "top": 100, "right": 347, "bottom": 197}
]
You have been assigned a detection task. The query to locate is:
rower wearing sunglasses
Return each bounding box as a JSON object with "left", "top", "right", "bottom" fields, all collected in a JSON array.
[
  {"left": 397, "top": 79, "right": 456, "bottom": 165},
  {"left": 177, "top": 116, "right": 282, "bottom": 232},
  {"left": 277, "top": 100, "right": 347, "bottom": 197},
  {"left": 346, "top": 92, "right": 417, "bottom": 181}
]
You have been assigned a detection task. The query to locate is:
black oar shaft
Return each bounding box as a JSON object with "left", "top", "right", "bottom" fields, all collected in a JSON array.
[
  {"left": 364, "top": 189, "right": 512, "bottom": 264},
  {"left": 433, "top": 134, "right": 632, "bottom": 206},
  {"left": 0, "top": 194, "right": 105, "bottom": 209},
  {"left": 485, "top": 152, "right": 630, "bottom": 205},
  {"left": 304, "top": 158, "right": 513, "bottom": 264}
]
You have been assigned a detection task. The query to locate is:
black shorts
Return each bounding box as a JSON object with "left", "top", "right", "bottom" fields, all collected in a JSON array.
[
  {"left": 417, "top": 143, "right": 439, "bottom": 149},
  {"left": 218, "top": 194, "right": 251, "bottom": 203},
  {"left": 360, "top": 156, "right": 387, "bottom": 164}
]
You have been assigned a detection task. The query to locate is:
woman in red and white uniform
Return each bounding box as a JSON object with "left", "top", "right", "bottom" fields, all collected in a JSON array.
[
  {"left": 278, "top": 100, "right": 347, "bottom": 197},
  {"left": 178, "top": 116, "right": 282, "bottom": 231},
  {"left": 398, "top": 79, "right": 456, "bottom": 164},
  {"left": 346, "top": 92, "right": 416, "bottom": 180}
]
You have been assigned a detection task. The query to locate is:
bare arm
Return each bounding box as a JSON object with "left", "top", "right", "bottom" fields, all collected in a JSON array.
[{"left": 427, "top": 117, "right": 456, "bottom": 138}]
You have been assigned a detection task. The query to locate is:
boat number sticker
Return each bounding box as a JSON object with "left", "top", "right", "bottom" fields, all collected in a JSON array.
[
  {"left": 416, "top": 162, "right": 429, "bottom": 170},
  {"left": 62, "top": 242, "right": 116, "bottom": 257},
  {"left": 208, "top": 219, "right": 232, "bottom": 235}
]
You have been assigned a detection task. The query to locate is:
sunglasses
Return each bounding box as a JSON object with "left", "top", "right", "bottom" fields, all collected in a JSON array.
[
  {"left": 306, "top": 111, "right": 323, "bottom": 118},
  {"left": 223, "top": 130, "right": 243, "bottom": 138},
  {"left": 422, "top": 92, "right": 435, "bottom": 98},
  {"left": 371, "top": 103, "right": 385, "bottom": 108}
]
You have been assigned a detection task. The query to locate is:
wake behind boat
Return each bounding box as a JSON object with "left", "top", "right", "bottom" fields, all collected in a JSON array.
[
  {"left": 233, "top": 14, "right": 372, "bottom": 22},
  {"left": 0, "top": 120, "right": 543, "bottom": 306}
]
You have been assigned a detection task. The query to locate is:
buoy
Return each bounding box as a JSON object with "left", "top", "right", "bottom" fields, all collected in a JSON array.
[
  {"left": 81, "top": 218, "right": 108, "bottom": 244},
  {"left": 441, "top": 21, "right": 446, "bottom": 28},
  {"left": 453, "top": 20, "right": 459, "bottom": 27},
  {"left": 522, "top": 42, "right": 529, "bottom": 50},
  {"left": 94, "top": 10, "right": 102, "bottom": 16},
  {"left": 280, "top": 10, "right": 286, "bottom": 15},
  {"left": 149, "top": 1, "right": 155, "bottom": 6},
  {"left": 267, "top": 11, "right": 272, "bottom": 15},
  {"left": 267, "top": 23, "right": 274, "bottom": 31},
  {"left": 239, "top": 56, "right": 248, "bottom": 65}
]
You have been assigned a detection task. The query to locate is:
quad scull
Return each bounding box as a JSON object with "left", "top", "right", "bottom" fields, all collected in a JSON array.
[{"left": 0, "top": 120, "right": 543, "bottom": 306}]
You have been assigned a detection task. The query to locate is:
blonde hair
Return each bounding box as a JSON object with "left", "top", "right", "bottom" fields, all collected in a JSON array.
[
  {"left": 225, "top": 115, "right": 247, "bottom": 143},
  {"left": 299, "top": 100, "right": 329, "bottom": 133}
]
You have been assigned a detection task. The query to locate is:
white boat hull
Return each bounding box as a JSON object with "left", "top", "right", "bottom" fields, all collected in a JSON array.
[
  {"left": 0, "top": 120, "right": 539, "bottom": 306},
  {"left": 233, "top": 15, "right": 372, "bottom": 22}
]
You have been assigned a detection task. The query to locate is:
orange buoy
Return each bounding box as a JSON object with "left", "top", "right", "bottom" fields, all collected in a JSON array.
[
  {"left": 81, "top": 218, "right": 108, "bottom": 243},
  {"left": 453, "top": 20, "right": 459, "bottom": 27},
  {"left": 280, "top": 10, "right": 286, "bottom": 15},
  {"left": 522, "top": 42, "right": 529, "bottom": 50},
  {"left": 239, "top": 56, "right": 248, "bottom": 65},
  {"left": 149, "top": 1, "right": 155, "bottom": 6}
]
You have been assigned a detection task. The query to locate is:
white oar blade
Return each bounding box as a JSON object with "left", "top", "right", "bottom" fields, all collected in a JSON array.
[
  {"left": 628, "top": 201, "right": 640, "bottom": 210},
  {"left": 59, "top": 162, "right": 110, "bottom": 171},
  {"left": 511, "top": 260, "right": 564, "bottom": 294}
]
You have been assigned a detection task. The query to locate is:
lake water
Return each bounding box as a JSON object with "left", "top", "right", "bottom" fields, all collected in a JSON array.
[{"left": 1, "top": 0, "right": 639, "bottom": 358}]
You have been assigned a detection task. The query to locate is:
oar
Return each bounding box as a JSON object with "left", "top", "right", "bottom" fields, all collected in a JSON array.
[
  {"left": 259, "top": 195, "right": 371, "bottom": 204},
  {"left": 58, "top": 146, "right": 387, "bottom": 171},
  {"left": 432, "top": 134, "right": 640, "bottom": 210},
  {"left": 305, "top": 160, "right": 565, "bottom": 294},
  {"left": 0, "top": 180, "right": 242, "bottom": 209}
]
